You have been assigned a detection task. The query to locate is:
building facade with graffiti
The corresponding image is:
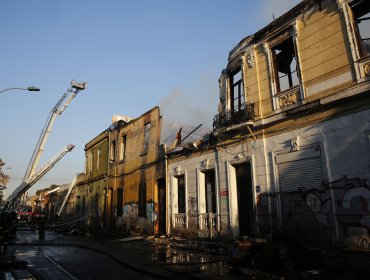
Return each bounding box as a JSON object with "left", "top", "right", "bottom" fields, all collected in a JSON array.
[
  {"left": 166, "top": 0, "right": 370, "bottom": 248},
  {"left": 107, "top": 107, "right": 166, "bottom": 235},
  {"left": 71, "top": 107, "right": 166, "bottom": 235}
]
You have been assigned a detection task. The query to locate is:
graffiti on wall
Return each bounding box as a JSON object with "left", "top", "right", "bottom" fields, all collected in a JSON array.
[
  {"left": 121, "top": 200, "right": 158, "bottom": 234},
  {"left": 256, "top": 176, "right": 370, "bottom": 249},
  {"left": 146, "top": 199, "right": 158, "bottom": 225},
  {"left": 219, "top": 189, "right": 228, "bottom": 213},
  {"left": 188, "top": 196, "right": 197, "bottom": 214}
]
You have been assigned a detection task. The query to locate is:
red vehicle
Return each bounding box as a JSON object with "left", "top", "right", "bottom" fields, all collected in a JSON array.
[
  {"left": 17, "top": 207, "right": 32, "bottom": 223},
  {"left": 31, "top": 211, "right": 45, "bottom": 220}
]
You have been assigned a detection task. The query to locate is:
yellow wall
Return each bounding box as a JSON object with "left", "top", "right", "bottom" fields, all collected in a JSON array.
[
  {"left": 297, "top": 0, "right": 353, "bottom": 98},
  {"left": 238, "top": 0, "right": 355, "bottom": 118}
]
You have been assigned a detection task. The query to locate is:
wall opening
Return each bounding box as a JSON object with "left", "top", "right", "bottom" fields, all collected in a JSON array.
[{"left": 234, "top": 162, "right": 255, "bottom": 237}]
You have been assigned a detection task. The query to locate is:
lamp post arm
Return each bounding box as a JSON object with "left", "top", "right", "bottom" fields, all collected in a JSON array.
[{"left": 0, "top": 87, "right": 40, "bottom": 94}]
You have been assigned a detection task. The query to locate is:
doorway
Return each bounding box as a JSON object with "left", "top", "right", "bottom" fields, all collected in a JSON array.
[
  {"left": 157, "top": 178, "right": 166, "bottom": 236},
  {"left": 235, "top": 162, "right": 254, "bottom": 237}
]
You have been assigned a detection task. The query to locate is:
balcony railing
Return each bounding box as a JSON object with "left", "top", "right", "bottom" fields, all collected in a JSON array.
[
  {"left": 213, "top": 102, "right": 255, "bottom": 131},
  {"left": 199, "top": 213, "right": 217, "bottom": 230},
  {"left": 173, "top": 213, "right": 187, "bottom": 228}
]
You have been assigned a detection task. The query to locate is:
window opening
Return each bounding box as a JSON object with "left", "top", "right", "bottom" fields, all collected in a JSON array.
[
  {"left": 84, "top": 154, "right": 88, "bottom": 174},
  {"left": 143, "top": 123, "right": 151, "bottom": 153},
  {"left": 97, "top": 149, "right": 101, "bottom": 170},
  {"left": 230, "top": 68, "right": 245, "bottom": 113},
  {"left": 272, "top": 37, "right": 299, "bottom": 92},
  {"left": 177, "top": 175, "right": 186, "bottom": 213},
  {"left": 110, "top": 140, "right": 116, "bottom": 163},
  {"left": 88, "top": 152, "right": 93, "bottom": 175},
  {"left": 119, "top": 135, "right": 127, "bottom": 162},
  {"left": 351, "top": 0, "right": 370, "bottom": 57},
  {"left": 204, "top": 170, "right": 216, "bottom": 213}
]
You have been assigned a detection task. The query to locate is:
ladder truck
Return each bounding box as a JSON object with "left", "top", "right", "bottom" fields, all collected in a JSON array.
[
  {"left": 6, "top": 145, "right": 75, "bottom": 207},
  {"left": 4, "top": 80, "right": 87, "bottom": 209},
  {"left": 56, "top": 174, "right": 77, "bottom": 218}
]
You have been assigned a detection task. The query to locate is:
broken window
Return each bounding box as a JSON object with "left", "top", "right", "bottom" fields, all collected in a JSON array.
[
  {"left": 143, "top": 123, "right": 151, "bottom": 153},
  {"left": 350, "top": 0, "right": 370, "bottom": 57},
  {"left": 230, "top": 68, "right": 245, "bottom": 113},
  {"left": 177, "top": 175, "right": 186, "bottom": 214},
  {"left": 271, "top": 36, "right": 300, "bottom": 92},
  {"left": 119, "top": 135, "right": 127, "bottom": 162},
  {"left": 204, "top": 170, "right": 216, "bottom": 214}
]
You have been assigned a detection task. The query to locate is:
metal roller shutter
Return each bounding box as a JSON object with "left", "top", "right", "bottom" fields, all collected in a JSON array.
[{"left": 277, "top": 148, "right": 331, "bottom": 243}]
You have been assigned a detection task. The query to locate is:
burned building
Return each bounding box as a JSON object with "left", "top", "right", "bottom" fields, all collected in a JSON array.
[
  {"left": 166, "top": 0, "right": 370, "bottom": 248},
  {"left": 74, "top": 107, "right": 166, "bottom": 235}
]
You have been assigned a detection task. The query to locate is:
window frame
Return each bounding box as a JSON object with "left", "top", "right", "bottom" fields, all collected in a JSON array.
[
  {"left": 177, "top": 175, "right": 186, "bottom": 214},
  {"left": 110, "top": 140, "right": 116, "bottom": 163},
  {"left": 266, "top": 28, "right": 303, "bottom": 110},
  {"left": 142, "top": 122, "right": 151, "bottom": 154},
  {"left": 97, "top": 148, "right": 101, "bottom": 171},
  {"left": 229, "top": 67, "right": 246, "bottom": 114},
  {"left": 349, "top": 0, "right": 370, "bottom": 59},
  {"left": 204, "top": 169, "right": 217, "bottom": 214},
  {"left": 88, "top": 152, "right": 93, "bottom": 175},
  {"left": 341, "top": 0, "right": 370, "bottom": 80},
  {"left": 119, "top": 135, "right": 127, "bottom": 162}
]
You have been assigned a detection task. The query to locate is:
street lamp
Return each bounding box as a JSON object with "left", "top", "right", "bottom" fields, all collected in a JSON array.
[{"left": 0, "top": 86, "right": 40, "bottom": 94}]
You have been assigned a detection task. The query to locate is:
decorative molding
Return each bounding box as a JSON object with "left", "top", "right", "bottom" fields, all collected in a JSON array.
[
  {"left": 174, "top": 166, "right": 181, "bottom": 176},
  {"left": 290, "top": 137, "right": 300, "bottom": 152},
  {"left": 262, "top": 42, "right": 270, "bottom": 53},
  {"left": 277, "top": 87, "right": 300, "bottom": 108},
  {"left": 364, "top": 62, "right": 370, "bottom": 76},
  {"left": 201, "top": 159, "right": 210, "bottom": 169},
  {"left": 246, "top": 51, "right": 255, "bottom": 68},
  {"left": 234, "top": 153, "right": 249, "bottom": 162}
]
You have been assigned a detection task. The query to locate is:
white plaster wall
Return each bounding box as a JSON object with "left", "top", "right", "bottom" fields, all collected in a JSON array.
[
  {"left": 167, "top": 109, "right": 370, "bottom": 240},
  {"left": 261, "top": 109, "right": 370, "bottom": 188}
]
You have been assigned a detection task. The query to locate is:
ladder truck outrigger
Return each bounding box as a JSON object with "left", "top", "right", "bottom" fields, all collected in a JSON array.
[{"left": 3, "top": 80, "right": 87, "bottom": 211}]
